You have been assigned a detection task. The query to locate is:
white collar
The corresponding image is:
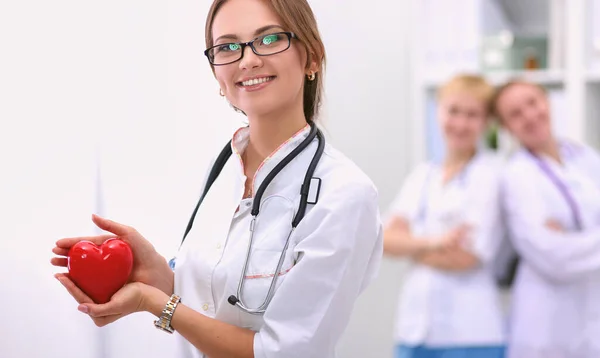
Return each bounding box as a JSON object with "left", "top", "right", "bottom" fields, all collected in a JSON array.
[{"left": 230, "top": 124, "right": 312, "bottom": 197}]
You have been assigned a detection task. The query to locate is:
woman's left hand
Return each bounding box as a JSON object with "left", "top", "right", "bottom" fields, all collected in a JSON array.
[{"left": 56, "top": 273, "right": 154, "bottom": 327}]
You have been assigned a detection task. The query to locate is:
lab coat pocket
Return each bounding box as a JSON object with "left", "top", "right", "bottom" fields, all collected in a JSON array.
[
  {"left": 239, "top": 248, "right": 296, "bottom": 330},
  {"left": 243, "top": 248, "right": 296, "bottom": 296}
]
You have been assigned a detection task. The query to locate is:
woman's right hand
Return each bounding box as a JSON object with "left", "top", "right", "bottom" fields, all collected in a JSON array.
[{"left": 51, "top": 214, "right": 174, "bottom": 296}]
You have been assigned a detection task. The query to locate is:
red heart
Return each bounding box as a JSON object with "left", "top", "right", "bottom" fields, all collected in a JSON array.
[{"left": 67, "top": 238, "right": 133, "bottom": 304}]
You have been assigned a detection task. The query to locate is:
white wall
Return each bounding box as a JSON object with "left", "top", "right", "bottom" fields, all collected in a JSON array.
[
  {"left": 1, "top": 1, "right": 412, "bottom": 357},
  {"left": 1, "top": 1, "right": 110, "bottom": 356}
]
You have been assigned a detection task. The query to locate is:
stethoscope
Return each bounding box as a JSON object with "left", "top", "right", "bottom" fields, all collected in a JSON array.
[{"left": 171, "top": 121, "right": 325, "bottom": 315}]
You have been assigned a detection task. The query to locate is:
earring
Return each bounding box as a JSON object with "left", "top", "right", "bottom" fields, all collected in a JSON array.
[
  {"left": 219, "top": 88, "right": 225, "bottom": 97},
  {"left": 307, "top": 72, "right": 316, "bottom": 81}
]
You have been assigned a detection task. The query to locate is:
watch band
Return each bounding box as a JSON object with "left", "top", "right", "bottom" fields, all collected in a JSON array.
[{"left": 154, "top": 294, "right": 181, "bottom": 334}]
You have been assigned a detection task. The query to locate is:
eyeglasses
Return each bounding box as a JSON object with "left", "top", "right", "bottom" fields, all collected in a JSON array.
[{"left": 205, "top": 32, "right": 297, "bottom": 66}]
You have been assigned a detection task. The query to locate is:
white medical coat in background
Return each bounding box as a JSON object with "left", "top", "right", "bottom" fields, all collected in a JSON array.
[
  {"left": 173, "top": 125, "right": 383, "bottom": 358},
  {"left": 389, "top": 151, "right": 506, "bottom": 347},
  {"left": 501, "top": 140, "right": 600, "bottom": 358}
]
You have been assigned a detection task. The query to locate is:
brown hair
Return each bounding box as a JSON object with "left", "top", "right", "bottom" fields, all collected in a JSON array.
[
  {"left": 437, "top": 74, "right": 495, "bottom": 114},
  {"left": 490, "top": 79, "right": 547, "bottom": 122},
  {"left": 205, "top": 0, "right": 326, "bottom": 122}
]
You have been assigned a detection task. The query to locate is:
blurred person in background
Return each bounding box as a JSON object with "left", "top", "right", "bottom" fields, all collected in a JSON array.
[
  {"left": 493, "top": 79, "right": 600, "bottom": 358},
  {"left": 384, "top": 74, "right": 507, "bottom": 358}
]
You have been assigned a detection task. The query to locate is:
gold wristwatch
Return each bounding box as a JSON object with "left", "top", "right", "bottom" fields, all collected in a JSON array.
[{"left": 154, "top": 294, "right": 181, "bottom": 334}]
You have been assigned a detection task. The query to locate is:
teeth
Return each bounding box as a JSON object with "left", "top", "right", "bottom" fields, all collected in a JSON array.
[{"left": 241, "top": 77, "right": 273, "bottom": 87}]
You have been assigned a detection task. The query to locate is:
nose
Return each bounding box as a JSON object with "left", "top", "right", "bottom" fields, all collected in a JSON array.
[
  {"left": 239, "top": 45, "right": 263, "bottom": 70},
  {"left": 452, "top": 114, "right": 470, "bottom": 132},
  {"left": 522, "top": 106, "right": 539, "bottom": 122}
]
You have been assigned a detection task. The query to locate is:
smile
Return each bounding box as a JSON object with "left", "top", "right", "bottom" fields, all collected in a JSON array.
[{"left": 238, "top": 76, "right": 276, "bottom": 87}]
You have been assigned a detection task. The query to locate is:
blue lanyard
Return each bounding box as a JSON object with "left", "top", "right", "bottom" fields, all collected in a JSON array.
[{"left": 527, "top": 149, "right": 583, "bottom": 231}]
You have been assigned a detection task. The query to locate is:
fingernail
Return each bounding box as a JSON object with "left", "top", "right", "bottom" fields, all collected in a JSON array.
[{"left": 78, "top": 305, "right": 89, "bottom": 314}]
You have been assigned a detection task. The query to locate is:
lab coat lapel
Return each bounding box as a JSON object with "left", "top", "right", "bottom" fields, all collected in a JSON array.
[
  {"left": 251, "top": 125, "right": 311, "bottom": 198},
  {"left": 181, "top": 153, "right": 243, "bottom": 254}
]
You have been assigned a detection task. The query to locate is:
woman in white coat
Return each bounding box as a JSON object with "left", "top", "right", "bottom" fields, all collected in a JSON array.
[
  {"left": 384, "top": 74, "right": 507, "bottom": 358},
  {"left": 50, "top": 1, "right": 383, "bottom": 357},
  {"left": 493, "top": 80, "right": 600, "bottom": 358}
]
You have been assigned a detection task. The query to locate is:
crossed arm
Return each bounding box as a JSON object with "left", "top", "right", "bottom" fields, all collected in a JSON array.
[{"left": 383, "top": 215, "right": 479, "bottom": 271}]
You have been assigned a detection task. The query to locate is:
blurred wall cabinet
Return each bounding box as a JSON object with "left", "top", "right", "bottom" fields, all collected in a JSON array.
[
  {"left": 408, "top": 0, "right": 600, "bottom": 163},
  {"left": 480, "top": 33, "right": 548, "bottom": 72}
]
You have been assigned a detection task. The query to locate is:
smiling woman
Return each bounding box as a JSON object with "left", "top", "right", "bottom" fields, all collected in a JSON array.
[
  {"left": 492, "top": 79, "right": 600, "bottom": 358},
  {"left": 205, "top": 0, "right": 325, "bottom": 123},
  {"left": 383, "top": 74, "right": 507, "bottom": 358},
  {"left": 51, "top": 1, "right": 383, "bottom": 358}
]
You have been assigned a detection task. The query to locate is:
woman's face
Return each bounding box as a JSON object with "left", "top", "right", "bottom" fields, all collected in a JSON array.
[
  {"left": 495, "top": 83, "right": 552, "bottom": 150},
  {"left": 210, "top": 0, "right": 310, "bottom": 118},
  {"left": 438, "top": 92, "right": 488, "bottom": 154}
]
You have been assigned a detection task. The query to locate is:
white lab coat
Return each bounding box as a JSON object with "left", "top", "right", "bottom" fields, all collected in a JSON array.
[
  {"left": 172, "top": 125, "right": 383, "bottom": 358},
  {"left": 389, "top": 151, "right": 506, "bottom": 347},
  {"left": 501, "top": 140, "right": 600, "bottom": 358}
]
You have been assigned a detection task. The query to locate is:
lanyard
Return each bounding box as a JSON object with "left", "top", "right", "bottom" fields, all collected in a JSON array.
[{"left": 527, "top": 149, "right": 583, "bottom": 231}]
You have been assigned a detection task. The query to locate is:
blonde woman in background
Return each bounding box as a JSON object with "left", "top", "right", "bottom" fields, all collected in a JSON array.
[
  {"left": 493, "top": 80, "right": 600, "bottom": 358},
  {"left": 384, "top": 74, "right": 506, "bottom": 358}
]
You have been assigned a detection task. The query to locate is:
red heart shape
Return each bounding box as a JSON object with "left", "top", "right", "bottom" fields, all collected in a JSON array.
[{"left": 67, "top": 238, "right": 133, "bottom": 304}]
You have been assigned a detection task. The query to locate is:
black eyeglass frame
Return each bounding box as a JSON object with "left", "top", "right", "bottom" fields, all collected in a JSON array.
[{"left": 204, "top": 31, "right": 297, "bottom": 66}]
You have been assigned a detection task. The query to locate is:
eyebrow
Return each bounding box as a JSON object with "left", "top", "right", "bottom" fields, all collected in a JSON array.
[{"left": 214, "top": 25, "right": 285, "bottom": 44}]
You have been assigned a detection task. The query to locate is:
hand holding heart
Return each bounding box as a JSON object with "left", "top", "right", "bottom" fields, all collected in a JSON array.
[
  {"left": 51, "top": 214, "right": 174, "bottom": 297},
  {"left": 55, "top": 274, "right": 151, "bottom": 327},
  {"left": 52, "top": 214, "right": 174, "bottom": 326}
]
